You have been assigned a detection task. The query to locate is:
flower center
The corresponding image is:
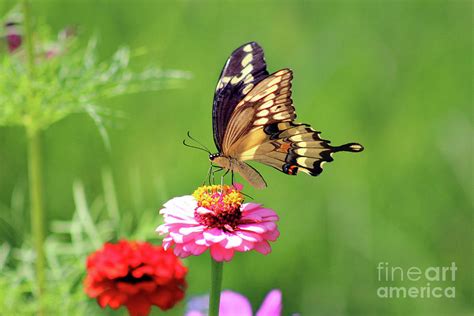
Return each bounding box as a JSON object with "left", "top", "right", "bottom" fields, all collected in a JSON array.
[
  {"left": 114, "top": 263, "right": 153, "bottom": 284},
  {"left": 193, "top": 185, "right": 244, "bottom": 230},
  {"left": 115, "top": 273, "right": 153, "bottom": 284}
]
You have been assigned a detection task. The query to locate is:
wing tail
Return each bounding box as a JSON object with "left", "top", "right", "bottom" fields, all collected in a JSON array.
[{"left": 333, "top": 142, "right": 364, "bottom": 153}]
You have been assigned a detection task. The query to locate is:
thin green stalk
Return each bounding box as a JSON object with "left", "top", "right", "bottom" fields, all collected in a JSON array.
[
  {"left": 23, "top": 0, "right": 46, "bottom": 312},
  {"left": 209, "top": 258, "right": 224, "bottom": 316},
  {"left": 27, "top": 128, "right": 46, "bottom": 297}
]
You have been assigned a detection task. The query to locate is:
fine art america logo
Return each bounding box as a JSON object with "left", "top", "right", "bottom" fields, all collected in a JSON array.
[{"left": 376, "top": 262, "right": 457, "bottom": 298}]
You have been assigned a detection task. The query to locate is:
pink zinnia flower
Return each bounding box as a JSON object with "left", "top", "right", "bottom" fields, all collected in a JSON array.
[
  {"left": 185, "top": 289, "right": 283, "bottom": 316},
  {"left": 157, "top": 184, "right": 279, "bottom": 262}
]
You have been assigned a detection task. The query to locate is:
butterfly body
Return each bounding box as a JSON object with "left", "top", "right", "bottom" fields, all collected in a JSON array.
[
  {"left": 210, "top": 154, "right": 267, "bottom": 189},
  {"left": 211, "top": 42, "right": 363, "bottom": 189}
]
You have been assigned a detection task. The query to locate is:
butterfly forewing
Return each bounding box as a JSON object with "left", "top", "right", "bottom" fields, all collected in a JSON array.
[
  {"left": 222, "top": 69, "right": 295, "bottom": 152},
  {"left": 212, "top": 42, "right": 269, "bottom": 151}
]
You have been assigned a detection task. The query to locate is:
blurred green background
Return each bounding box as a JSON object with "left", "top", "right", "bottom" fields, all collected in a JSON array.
[{"left": 0, "top": 0, "right": 472, "bottom": 315}]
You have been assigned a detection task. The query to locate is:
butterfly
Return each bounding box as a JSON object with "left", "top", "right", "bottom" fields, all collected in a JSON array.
[{"left": 209, "top": 42, "right": 363, "bottom": 189}]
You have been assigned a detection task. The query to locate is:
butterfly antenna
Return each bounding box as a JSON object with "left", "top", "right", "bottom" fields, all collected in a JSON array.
[
  {"left": 187, "top": 131, "right": 212, "bottom": 154},
  {"left": 182, "top": 139, "right": 211, "bottom": 154}
]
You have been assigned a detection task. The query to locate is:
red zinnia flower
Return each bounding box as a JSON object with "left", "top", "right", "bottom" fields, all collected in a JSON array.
[{"left": 84, "top": 240, "right": 187, "bottom": 316}]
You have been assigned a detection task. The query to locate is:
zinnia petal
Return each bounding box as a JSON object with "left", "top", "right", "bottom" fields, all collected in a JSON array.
[
  {"left": 236, "top": 230, "right": 263, "bottom": 242},
  {"left": 222, "top": 233, "right": 243, "bottom": 249},
  {"left": 203, "top": 228, "right": 228, "bottom": 243},
  {"left": 163, "top": 195, "right": 197, "bottom": 212},
  {"left": 186, "top": 289, "right": 288, "bottom": 316},
  {"left": 219, "top": 290, "right": 253, "bottom": 316},
  {"left": 210, "top": 244, "right": 235, "bottom": 262},
  {"left": 256, "top": 289, "right": 282, "bottom": 316},
  {"left": 238, "top": 223, "right": 267, "bottom": 234},
  {"left": 254, "top": 241, "right": 272, "bottom": 255}
]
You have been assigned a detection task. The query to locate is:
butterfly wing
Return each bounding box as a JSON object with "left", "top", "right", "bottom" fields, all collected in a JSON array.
[
  {"left": 222, "top": 69, "right": 295, "bottom": 153},
  {"left": 212, "top": 42, "right": 269, "bottom": 152},
  {"left": 222, "top": 69, "right": 364, "bottom": 178},
  {"left": 237, "top": 122, "right": 363, "bottom": 176}
]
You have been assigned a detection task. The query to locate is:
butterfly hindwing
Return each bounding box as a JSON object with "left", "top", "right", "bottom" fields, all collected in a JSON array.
[
  {"left": 212, "top": 42, "right": 269, "bottom": 152},
  {"left": 237, "top": 122, "right": 363, "bottom": 176}
]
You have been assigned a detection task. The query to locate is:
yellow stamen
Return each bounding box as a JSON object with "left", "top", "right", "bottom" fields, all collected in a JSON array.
[{"left": 192, "top": 185, "right": 244, "bottom": 210}]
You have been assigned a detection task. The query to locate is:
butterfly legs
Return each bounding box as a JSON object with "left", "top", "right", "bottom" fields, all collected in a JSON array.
[
  {"left": 203, "top": 164, "right": 213, "bottom": 185},
  {"left": 220, "top": 168, "right": 232, "bottom": 186},
  {"left": 203, "top": 164, "right": 224, "bottom": 186},
  {"left": 204, "top": 158, "right": 237, "bottom": 187},
  {"left": 212, "top": 166, "right": 224, "bottom": 185},
  {"left": 204, "top": 165, "right": 233, "bottom": 187}
]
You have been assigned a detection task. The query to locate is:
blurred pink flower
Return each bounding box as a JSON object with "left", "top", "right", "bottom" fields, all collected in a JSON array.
[
  {"left": 3, "top": 21, "right": 75, "bottom": 58},
  {"left": 156, "top": 184, "right": 279, "bottom": 262},
  {"left": 185, "top": 289, "right": 283, "bottom": 316},
  {"left": 5, "top": 22, "right": 22, "bottom": 52}
]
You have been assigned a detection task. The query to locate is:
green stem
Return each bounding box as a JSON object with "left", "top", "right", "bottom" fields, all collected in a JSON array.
[
  {"left": 27, "top": 128, "right": 46, "bottom": 310},
  {"left": 23, "top": 1, "right": 45, "bottom": 314},
  {"left": 209, "top": 258, "right": 224, "bottom": 316}
]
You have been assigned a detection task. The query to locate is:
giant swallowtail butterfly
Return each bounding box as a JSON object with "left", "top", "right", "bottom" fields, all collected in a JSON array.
[{"left": 209, "top": 42, "right": 363, "bottom": 189}]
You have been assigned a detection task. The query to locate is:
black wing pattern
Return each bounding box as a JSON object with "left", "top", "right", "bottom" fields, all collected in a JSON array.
[{"left": 212, "top": 42, "right": 269, "bottom": 151}]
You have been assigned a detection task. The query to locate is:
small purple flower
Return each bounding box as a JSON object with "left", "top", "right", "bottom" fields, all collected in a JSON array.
[{"left": 186, "top": 289, "right": 283, "bottom": 316}]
